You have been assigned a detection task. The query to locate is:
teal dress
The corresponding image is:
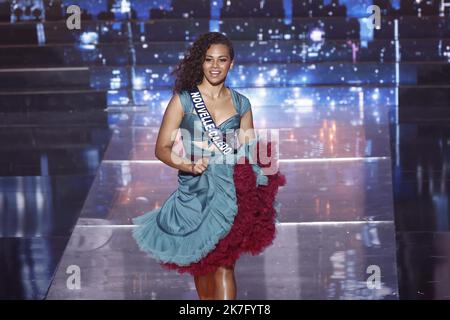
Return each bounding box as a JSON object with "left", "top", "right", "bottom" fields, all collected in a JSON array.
[{"left": 132, "top": 87, "right": 275, "bottom": 270}]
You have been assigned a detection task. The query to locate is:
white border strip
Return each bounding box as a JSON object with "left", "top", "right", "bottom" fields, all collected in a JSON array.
[
  {"left": 102, "top": 156, "right": 389, "bottom": 165},
  {"left": 76, "top": 221, "right": 394, "bottom": 228}
]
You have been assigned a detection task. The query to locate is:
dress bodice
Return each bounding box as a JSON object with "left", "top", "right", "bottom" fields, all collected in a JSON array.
[{"left": 177, "top": 86, "right": 251, "bottom": 158}]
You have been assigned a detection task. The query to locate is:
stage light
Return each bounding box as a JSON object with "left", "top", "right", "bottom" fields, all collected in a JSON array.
[
  {"left": 269, "top": 68, "right": 278, "bottom": 77},
  {"left": 79, "top": 31, "right": 98, "bottom": 50},
  {"left": 133, "top": 77, "right": 145, "bottom": 90},
  {"left": 296, "top": 98, "right": 313, "bottom": 108},
  {"left": 310, "top": 28, "right": 324, "bottom": 42},
  {"left": 255, "top": 75, "right": 266, "bottom": 86}
]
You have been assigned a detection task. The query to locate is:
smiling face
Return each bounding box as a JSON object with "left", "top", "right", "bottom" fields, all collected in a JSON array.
[{"left": 201, "top": 43, "right": 234, "bottom": 85}]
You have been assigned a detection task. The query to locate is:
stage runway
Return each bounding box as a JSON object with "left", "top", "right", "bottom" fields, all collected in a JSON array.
[
  {"left": 47, "top": 87, "right": 399, "bottom": 299},
  {"left": 5, "top": 0, "right": 450, "bottom": 301}
]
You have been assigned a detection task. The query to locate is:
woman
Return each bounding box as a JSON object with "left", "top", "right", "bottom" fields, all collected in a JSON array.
[{"left": 132, "top": 32, "right": 285, "bottom": 300}]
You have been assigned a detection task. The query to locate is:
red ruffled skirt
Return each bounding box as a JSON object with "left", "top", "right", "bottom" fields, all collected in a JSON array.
[{"left": 162, "top": 141, "right": 286, "bottom": 276}]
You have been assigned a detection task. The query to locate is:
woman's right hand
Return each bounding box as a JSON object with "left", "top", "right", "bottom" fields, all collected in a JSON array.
[{"left": 191, "top": 158, "right": 209, "bottom": 175}]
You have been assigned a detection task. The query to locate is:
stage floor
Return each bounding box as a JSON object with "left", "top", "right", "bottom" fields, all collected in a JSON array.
[{"left": 45, "top": 91, "right": 399, "bottom": 299}]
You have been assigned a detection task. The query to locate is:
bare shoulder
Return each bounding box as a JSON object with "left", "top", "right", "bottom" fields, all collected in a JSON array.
[
  {"left": 232, "top": 88, "right": 251, "bottom": 106},
  {"left": 166, "top": 91, "right": 184, "bottom": 115},
  {"left": 168, "top": 91, "right": 183, "bottom": 107}
]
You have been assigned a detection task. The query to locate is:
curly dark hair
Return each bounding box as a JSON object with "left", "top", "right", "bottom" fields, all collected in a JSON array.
[{"left": 171, "top": 32, "right": 234, "bottom": 94}]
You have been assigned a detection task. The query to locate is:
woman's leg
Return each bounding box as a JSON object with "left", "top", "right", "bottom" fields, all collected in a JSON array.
[
  {"left": 194, "top": 271, "right": 215, "bottom": 300},
  {"left": 213, "top": 265, "right": 236, "bottom": 300}
]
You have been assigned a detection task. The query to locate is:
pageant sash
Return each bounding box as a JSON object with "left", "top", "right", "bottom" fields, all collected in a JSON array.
[{"left": 187, "top": 87, "right": 234, "bottom": 155}]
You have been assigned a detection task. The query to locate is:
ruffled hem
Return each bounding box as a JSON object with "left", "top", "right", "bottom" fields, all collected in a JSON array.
[
  {"left": 132, "top": 162, "right": 239, "bottom": 266},
  {"left": 161, "top": 140, "right": 286, "bottom": 276}
]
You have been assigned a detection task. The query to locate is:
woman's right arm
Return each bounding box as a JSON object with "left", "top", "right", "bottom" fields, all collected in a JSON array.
[{"left": 155, "top": 93, "right": 208, "bottom": 174}]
